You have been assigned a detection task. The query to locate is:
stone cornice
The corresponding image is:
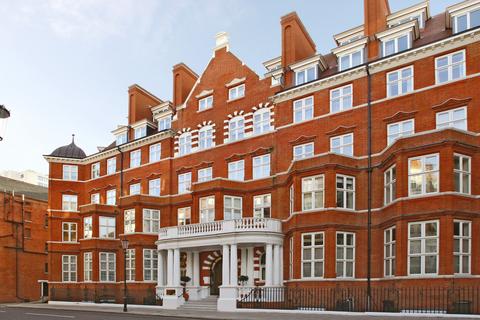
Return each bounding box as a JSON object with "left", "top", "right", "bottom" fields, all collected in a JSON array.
[{"left": 431, "top": 97, "right": 472, "bottom": 112}]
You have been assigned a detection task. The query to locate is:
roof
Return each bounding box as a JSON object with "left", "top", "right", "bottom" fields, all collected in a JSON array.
[
  {"left": 0, "top": 176, "right": 48, "bottom": 202},
  {"left": 49, "top": 141, "right": 87, "bottom": 159}
]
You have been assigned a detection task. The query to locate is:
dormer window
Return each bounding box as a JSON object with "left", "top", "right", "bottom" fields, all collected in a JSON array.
[
  {"left": 295, "top": 65, "right": 316, "bottom": 85},
  {"left": 198, "top": 95, "right": 213, "bottom": 111},
  {"left": 228, "top": 84, "right": 245, "bottom": 100},
  {"left": 116, "top": 132, "right": 127, "bottom": 146},
  {"left": 382, "top": 33, "right": 410, "bottom": 57},
  {"left": 134, "top": 126, "right": 147, "bottom": 139},
  {"left": 158, "top": 116, "right": 171, "bottom": 131},
  {"left": 339, "top": 50, "right": 363, "bottom": 71},
  {"left": 452, "top": 8, "right": 480, "bottom": 33}
]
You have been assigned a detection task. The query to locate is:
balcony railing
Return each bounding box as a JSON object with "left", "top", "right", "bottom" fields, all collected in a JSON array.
[{"left": 158, "top": 218, "right": 282, "bottom": 240}]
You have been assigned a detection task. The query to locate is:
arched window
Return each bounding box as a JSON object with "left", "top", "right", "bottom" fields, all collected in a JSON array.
[
  {"left": 198, "top": 125, "right": 213, "bottom": 150},
  {"left": 178, "top": 132, "right": 192, "bottom": 156},
  {"left": 259, "top": 253, "right": 266, "bottom": 281},
  {"left": 253, "top": 108, "right": 271, "bottom": 135},
  {"left": 229, "top": 116, "right": 244, "bottom": 142}
]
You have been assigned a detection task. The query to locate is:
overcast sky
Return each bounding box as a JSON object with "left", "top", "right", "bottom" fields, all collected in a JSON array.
[{"left": 0, "top": 0, "right": 456, "bottom": 174}]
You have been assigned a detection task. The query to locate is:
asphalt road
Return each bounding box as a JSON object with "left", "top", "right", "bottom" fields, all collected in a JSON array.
[{"left": 0, "top": 306, "right": 193, "bottom": 320}]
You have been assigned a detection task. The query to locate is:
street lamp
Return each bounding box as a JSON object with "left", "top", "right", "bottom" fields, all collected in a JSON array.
[
  {"left": 0, "top": 105, "right": 11, "bottom": 142},
  {"left": 121, "top": 238, "right": 129, "bottom": 312}
]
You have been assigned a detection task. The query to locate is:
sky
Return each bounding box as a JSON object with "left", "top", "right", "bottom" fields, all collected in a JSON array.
[{"left": 0, "top": 0, "right": 457, "bottom": 174}]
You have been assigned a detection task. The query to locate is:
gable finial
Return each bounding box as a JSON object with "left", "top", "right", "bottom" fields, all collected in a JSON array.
[{"left": 72, "top": 134, "right": 75, "bottom": 144}]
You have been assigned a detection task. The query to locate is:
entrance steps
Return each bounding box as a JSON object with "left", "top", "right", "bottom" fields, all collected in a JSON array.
[{"left": 179, "top": 296, "right": 218, "bottom": 311}]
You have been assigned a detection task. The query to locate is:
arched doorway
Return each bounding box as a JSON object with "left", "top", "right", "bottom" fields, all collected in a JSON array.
[{"left": 210, "top": 258, "right": 222, "bottom": 295}]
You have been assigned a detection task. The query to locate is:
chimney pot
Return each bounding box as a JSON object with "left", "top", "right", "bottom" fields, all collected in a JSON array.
[{"left": 215, "top": 32, "right": 229, "bottom": 51}]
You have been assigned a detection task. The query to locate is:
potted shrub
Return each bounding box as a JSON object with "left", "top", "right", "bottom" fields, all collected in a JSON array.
[
  {"left": 180, "top": 276, "right": 191, "bottom": 301},
  {"left": 239, "top": 275, "right": 249, "bottom": 286}
]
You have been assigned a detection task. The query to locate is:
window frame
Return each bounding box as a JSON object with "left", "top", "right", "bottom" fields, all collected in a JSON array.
[
  {"left": 338, "top": 49, "right": 363, "bottom": 71},
  {"left": 99, "top": 252, "right": 116, "bottom": 282},
  {"left": 301, "top": 175, "right": 325, "bottom": 211},
  {"left": 62, "top": 255, "right": 77, "bottom": 282},
  {"left": 252, "top": 154, "right": 270, "bottom": 179},
  {"left": 143, "top": 249, "right": 158, "bottom": 282},
  {"left": 384, "top": 226, "right": 396, "bottom": 277},
  {"left": 148, "top": 178, "right": 161, "bottom": 197},
  {"left": 435, "top": 50, "right": 466, "bottom": 84},
  {"left": 158, "top": 116, "right": 172, "bottom": 131},
  {"left": 198, "top": 125, "right": 214, "bottom": 150},
  {"left": 223, "top": 195, "right": 242, "bottom": 220},
  {"left": 408, "top": 153, "right": 440, "bottom": 196},
  {"left": 149, "top": 143, "right": 161, "bottom": 163},
  {"left": 253, "top": 194, "right": 271, "bottom": 218},
  {"left": 386, "top": 65, "right": 414, "bottom": 97},
  {"left": 198, "top": 95, "right": 213, "bottom": 111},
  {"left": 301, "top": 232, "right": 325, "bottom": 279},
  {"left": 453, "top": 9, "right": 480, "bottom": 33},
  {"left": 177, "top": 207, "right": 191, "bottom": 225},
  {"left": 106, "top": 189, "right": 116, "bottom": 205},
  {"left": 229, "top": 116, "right": 245, "bottom": 142},
  {"left": 90, "top": 193, "right": 100, "bottom": 204},
  {"left": 387, "top": 119, "right": 415, "bottom": 145},
  {"left": 99, "top": 216, "right": 116, "bottom": 239},
  {"left": 293, "top": 142, "right": 314, "bottom": 160},
  {"left": 295, "top": 65, "right": 317, "bottom": 85},
  {"left": 62, "top": 165, "right": 78, "bottom": 181},
  {"left": 178, "top": 172, "right": 192, "bottom": 194},
  {"left": 228, "top": 84, "right": 245, "bottom": 100},
  {"left": 83, "top": 216, "right": 92, "bottom": 239},
  {"left": 436, "top": 106, "right": 467, "bottom": 131},
  {"left": 336, "top": 174, "right": 355, "bottom": 210},
  {"left": 293, "top": 96, "right": 314, "bottom": 123},
  {"left": 62, "top": 194, "right": 78, "bottom": 212},
  {"left": 130, "top": 150, "right": 141, "bottom": 168},
  {"left": 330, "top": 84, "right": 353, "bottom": 113},
  {"left": 253, "top": 108, "right": 271, "bottom": 135},
  {"left": 198, "top": 167, "right": 213, "bottom": 183},
  {"left": 407, "top": 220, "right": 439, "bottom": 276},
  {"left": 62, "top": 222, "right": 77, "bottom": 243},
  {"left": 129, "top": 183, "right": 141, "bottom": 195},
  {"left": 134, "top": 125, "right": 147, "bottom": 139},
  {"left": 336, "top": 232, "right": 355, "bottom": 278},
  {"left": 91, "top": 162, "right": 100, "bottom": 179},
  {"left": 228, "top": 160, "right": 245, "bottom": 181},
  {"left": 454, "top": 220, "right": 471, "bottom": 275},
  {"left": 454, "top": 153, "right": 471, "bottom": 194},
  {"left": 382, "top": 32, "right": 411, "bottom": 57},
  {"left": 199, "top": 196, "right": 215, "bottom": 223},
  {"left": 126, "top": 248, "right": 135, "bottom": 282},
  {"left": 84, "top": 252, "right": 92, "bottom": 282},
  {"left": 143, "top": 208, "right": 160, "bottom": 234},
  {"left": 124, "top": 209, "right": 135, "bottom": 234},
  {"left": 178, "top": 132, "right": 192, "bottom": 156},
  {"left": 107, "top": 157, "right": 116, "bottom": 175},
  {"left": 384, "top": 165, "right": 397, "bottom": 205},
  {"left": 330, "top": 133, "right": 354, "bottom": 156}
]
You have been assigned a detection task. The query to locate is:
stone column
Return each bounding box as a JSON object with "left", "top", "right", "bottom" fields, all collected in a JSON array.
[
  {"left": 158, "top": 250, "right": 165, "bottom": 287},
  {"left": 193, "top": 251, "right": 200, "bottom": 287},
  {"left": 173, "top": 248, "right": 180, "bottom": 287},
  {"left": 273, "top": 244, "right": 280, "bottom": 286},
  {"left": 279, "top": 245, "right": 284, "bottom": 285},
  {"left": 230, "top": 244, "right": 238, "bottom": 286},
  {"left": 186, "top": 251, "right": 193, "bottom": 284},
  {"left": 222, "top": 244, "right": 230, "bottom": 286},
  {"left": 265, "top": 244, "right": 273, "bottom": 286},
  {"left": 167, "top": 249, "right": 173, "bottom": 286},
  {"left": 247, "top": 247, "right": 254, "bottom": 286},
  {"left": 240, "top": 248, "right": 247, "bottom": 277}
]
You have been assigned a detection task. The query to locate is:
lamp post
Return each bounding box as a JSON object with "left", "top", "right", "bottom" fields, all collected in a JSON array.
[
  {"left": 121, "top": 238, "right": 129, "bottom": 312},
  {"left": 0, "top": 105, "right": 11, "bottom": 141}
]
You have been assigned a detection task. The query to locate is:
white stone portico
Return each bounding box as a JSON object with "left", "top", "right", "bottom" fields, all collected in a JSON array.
[{"left": 155, "top": 218, "right": 284, "bottom": 311}]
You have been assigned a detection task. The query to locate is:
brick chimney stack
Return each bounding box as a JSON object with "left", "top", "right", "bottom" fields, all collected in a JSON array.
[
  {"left": 128, "top": 84, "right": 162, "bottom": 125},
  {"left": 172, "top": 63, "right": 198, "bottom": 107},
  {"left": 364, "top": 0, "right": 391, "bottom": 60},
  {"left": 280, "top": 12, "right": 316, "bottom": 86}
]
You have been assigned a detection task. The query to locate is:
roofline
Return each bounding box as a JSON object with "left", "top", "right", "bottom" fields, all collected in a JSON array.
[{"left": 128, "top": 83, "right": 163, "bottom": 103}]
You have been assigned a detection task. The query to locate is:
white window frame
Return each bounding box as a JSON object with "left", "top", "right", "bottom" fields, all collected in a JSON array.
[
  {"left": 83, "top": 216, "right": 92, "bottom": 239},
  {"left": 293, "top": 96, "right": 314, "bottom": 123},
  {"left": 229, "top": 116, "right": 245, "bottom": 142},
  {"left": 386, "top": 66, "right": 414, "bottom": 97},
  {"left": 130, "top": 150, "right": 141, "bottom": 168},
  {"left": 382, "top": 32, "right": 411, "bottom": 57},
  {"left": 253, "top": 194, "right": 271, "bottom": 218},
  {"left": 99, "top": 252, "right": 116, "bottom": 282},
  {"left": 178, "top": 172, "right": 192, "bottom": 194},
  {"left": 228, "top": 84, "right": 245, "bottom": 100},
  {"left": 200, "top": 196, "right": 215, "bottom": 223},
  {"left": 338, "top": 49, "right": 363, "bottom": 71},
  {"left": 178, "top": 132, "right": 192, "bottom": 156},
  {"left": 384, "top": 226, "right": 396, "bottom": 277},
  {"left": 198, "top": 95, "right": 213, "bottom": 111},
  {"left": 384, "top": 165, "right": 397, "bottom": 205},
  {"left": 330, "top": 84, "right": 353, "bottom": 113},
  {"left": 293, "top": 142, "right": 314, "bottom": 160},
  {"left": 129, "top": 183, "right": 141, "bottom": 195},
  {"left": 106, "top": 189, "right": 116, "bottom": 205},
  {"left": 198, "top": 125, "right": 214, "bottom": 150},
  {"left": 435, "top": 50, "right": 466, "bottom": 84},
  {"left": 84, "top": 252, "right": 92, "bottom": 282},
  {"left": 454, "top": 220, "right": 471, "bottom": 274},
  {"left": 301, "top": 175, "right": 324, "bottom": 211},
  {"left": 330, "top": 133, "right": 354, "bottom": 156},
  {"left": 149, "top": 143, "right": 161, "bottom": 163},
  {"left": 289, "top": 237, "right": 294, "bottom": 280},
  {"left": 408, "top": 154, "right": 440, "bottom": 196},
  {"left": 408, "top": 220, "right": 439, "bottom": 276},
  {"left": 198, "top": 167, "right": 213, "bottom": 183},
  {"left": 149, "top": 178, "right": 161, "bottom": 197},
  {"left": 436, "top": 106, "right": 467, "bottom": 131},
  {"left": 126, "top": 249, "right": 135, "bottom": 282},
  {"left": 134, "top": 125, "right": 147, "bottom": 139},
  {"left": 295, "top": 65, "right": 317, "bottom": 85},
  {"left": 62, "top": 255, "right": 77, "bottom": 282},
  {"left": 228, "top": 160, "right": 244, "bottom": 181},
  {"left": 158, "top": 116, "right": 171, "bottom": 131},
  {"left": 62, "top": 165, "right": 78, "bottom": 181},
  {"left": 116, "top": 132, "right": 127, "bottom": 145},
  {"left": 107, "top": 157, "right": 116, "bottom": 175},
  {"left": 124, "top": 209, "right": 135, "bottom": 234},
  {"left": 143, "top": 249, "right": 158, "bottom": 282},
  {"left": 62, "top": 222, "right": 77, "bottom": 243},
  {"left": 99, "top": 216, "right": 116, "bottom": 239},
  {"left": 91, "top": 162, "right": 100, "bottom": 179},
  {"left": 336, "top": 232, "right": 355, "bottom": 278},
  {"left": 178, "top": 207, "right": 191, "bottom": 225},
  {"left": 253, "top": 154, "right": 270, "bottom": 179},
  {"left": 336, "top": 175, "right": 355, "bottom": 209},
  {"left": 224, "top": 195, "right": 242, "bottom": 220},
  {"left": 453, "top": 8, "right": 480, "bottom": 33},
  {"left": 253, "top": 108, "right": 271, "bottom": 135},
  {"left": 289, "top": 185, "right": 294, "bottom": 215},
  {"left": 62, "top": 194, "right": 78, "bottom": 212},
  {"left": 301, "top": 232, "right": 324, "bottom": 279},
  {"left": 454, "top": 154, "right": 471, "bottom": 194},
  {"left": 387, "top": 119, "right": 415, "bottom": 145},
  {"left": 143, "top": 209, "right": 160, "bottom": 233},
  {"left": 91, "top": 193, "right": 100, "bottom": 204}
]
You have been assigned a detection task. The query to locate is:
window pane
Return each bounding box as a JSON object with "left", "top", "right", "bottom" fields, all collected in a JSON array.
[{"left": 456, "top": 14, "right": 468, "bottom": 32}]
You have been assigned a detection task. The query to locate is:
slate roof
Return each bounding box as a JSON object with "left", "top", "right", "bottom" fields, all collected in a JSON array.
[
  {"left": 49, "top": 141, "right": 86, "bottom": 159},
  {"left": 0, "top": 176, "right": 48, "bottom": 202}
]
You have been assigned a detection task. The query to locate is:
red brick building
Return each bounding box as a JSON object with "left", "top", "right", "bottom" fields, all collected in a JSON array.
[
  {"left": 45, "top": 0, "right": 480, "bottom": 312},
  {"left": 0, "top": 176, "right": 49, "bottom": 302}
]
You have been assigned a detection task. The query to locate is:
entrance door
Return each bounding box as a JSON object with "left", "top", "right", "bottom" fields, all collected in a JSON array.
[
  {"left": 210, "top": 259, "right": 222, "bottom": 295},
  {"left": 40, "top": 282, "right": 49, "bottom": 299}
]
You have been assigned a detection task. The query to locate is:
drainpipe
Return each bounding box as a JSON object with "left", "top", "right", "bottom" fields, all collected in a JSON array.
[{"left": 366, "top": 63, "right": 372, "bottom": 312}]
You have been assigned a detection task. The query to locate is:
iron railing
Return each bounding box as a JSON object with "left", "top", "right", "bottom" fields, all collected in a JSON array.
[{"left": 237, "top": 286, "right": 480, "bottom": 314}]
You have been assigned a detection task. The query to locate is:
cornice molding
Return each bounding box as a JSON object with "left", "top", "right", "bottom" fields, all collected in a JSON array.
[
  {"left": 289, "top": 135, "right": 317, "bottom": 145},
  {"left": 383, "top": 110, "right": 418, "bottom": 123},
  {"left": 325, "top": 125, "right": 356, "bottom": 136},
  {"left": 431, "top": 97, "right": 472, "bottom": 111}
]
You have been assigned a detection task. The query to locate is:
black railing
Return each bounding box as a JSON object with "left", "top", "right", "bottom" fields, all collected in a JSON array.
[{"left": 237, "top": 286, "right": 480, "bottom": 314}]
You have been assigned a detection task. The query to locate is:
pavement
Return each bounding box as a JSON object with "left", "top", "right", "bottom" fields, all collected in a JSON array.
[{"left": 2, "top": 303, "right": 480, "bottom": 320}]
